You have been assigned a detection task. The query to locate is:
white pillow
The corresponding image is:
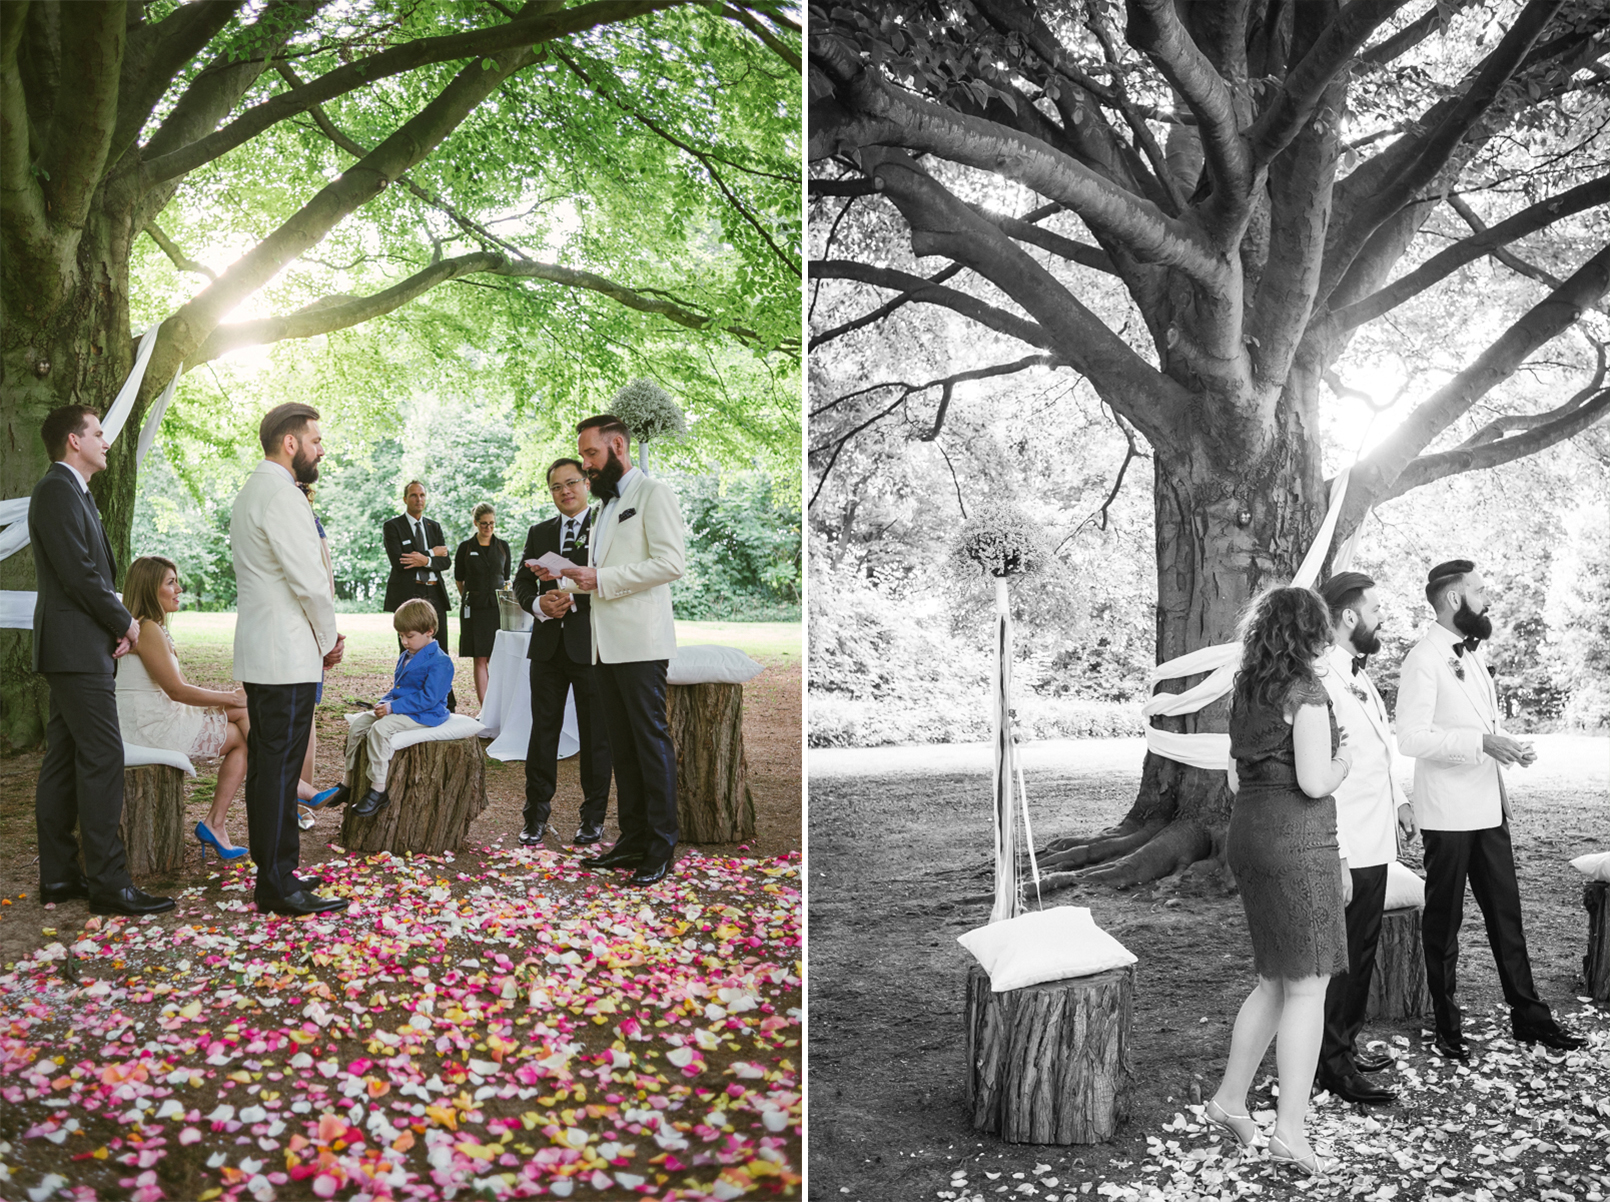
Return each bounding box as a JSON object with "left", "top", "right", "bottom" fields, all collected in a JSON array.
[
  {"left": 122, "top": 741, "right": 196, "bottom": 777},
  {"left": 957, "top": 906, "right": 1137, "bottom": 992},
  {"left": 344, "top": 711, "right": 486, "bottom": 752},
  {"left": 667, "top": 644, "right": 764, "bottom": 685},
  {"left": 1570, "top": 851, "right": 1610, "bottom": 883},
  {"left": 1384, "top": 860, "right": 1426, "bottom": 911}
]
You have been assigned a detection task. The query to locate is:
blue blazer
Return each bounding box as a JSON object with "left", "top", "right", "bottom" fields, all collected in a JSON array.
[{"left": 381, "top": 641, "right": 454, "bottom": 726}]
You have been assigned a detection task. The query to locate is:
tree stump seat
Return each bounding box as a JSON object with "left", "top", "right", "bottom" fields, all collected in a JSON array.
[
  {"left": 667, "top": 681, "right": 756, "bottom": 843},
  {"left": 1365, "top": 906, "right": 1430, "bottom": 1020},
  {"left": 119, "top": 763, "right": 187, "bottom": 877},
  {"left": 1584, "top": 882, "right": 1610, "bottom": 1003},
  {"left": 340, "top": 736, "right": 488, "bottom": 855},
  {"left": 963, "top": 963, "right": 1132, "bottom": 1144}
]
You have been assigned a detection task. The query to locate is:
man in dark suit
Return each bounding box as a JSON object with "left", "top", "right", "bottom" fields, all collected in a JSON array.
[
  {"left": 29, "top": 405, "right": 174, "bottom": 917},
  {"left": 511, "top": 458, "right": 613, "bottom": 847},
  {"left": 383, "top": 481, "right": 454, "bottom": 708}
]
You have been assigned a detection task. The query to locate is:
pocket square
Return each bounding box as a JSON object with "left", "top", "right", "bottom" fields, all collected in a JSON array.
[{"left": 617, "top": 508, "right": 637, "bottom": 522}]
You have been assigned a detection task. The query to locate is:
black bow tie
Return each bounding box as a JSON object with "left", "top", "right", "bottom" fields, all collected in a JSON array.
[
  {"left": 1453, "top": 636, "right": 1481, "bottom": 657},
  {"left": 592, "top": 480, "right": 618, "bottom": 500},
  {"left": 1350, "top": 655, "right": 1368, "bottom": 676}
]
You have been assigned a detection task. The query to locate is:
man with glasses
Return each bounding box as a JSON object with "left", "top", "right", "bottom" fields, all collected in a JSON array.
[{"left": 511, "top": 458, "right": 614, "bottom": 847}]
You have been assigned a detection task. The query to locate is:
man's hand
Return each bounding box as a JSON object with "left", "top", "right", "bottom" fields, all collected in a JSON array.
[
  {"left": 1482, "top": 733, "right": 1530, "bottom": 765},
  {"left": 374, "top": 701, "right": 391, "bottom": 717},
  {"left": 1340, "top": 863, "right": 1353, "bottom": 907},
  {"left": 125, "top": 617, "right": 141, "bottom": 647},
  {"left": 323, "top": 633, "right": 346, "bottom": 669},
  {"left": 232, "top": 687, "right": 248, "bottom": 709},
  {"left": 539, "top": 592, "right": 571, "bottom": 619},
  {"left": 112, "top": 637, "right": 132, "bottom": 659},
  {"left": 1396, "top": 802, "right": 1417, "bottom": 844},
  {"left": 401, "top": 551, "right": 431, "bottom": 568},
  {"left": 430, "top": 545, "right": 448, "bottom": 558},
  {"left": 1516, "top": 741, "right": 1537, "bottom": 768},
  {"left": 527, "top": 559, "right": 559, "bottom": 582},
  {"left": 561, "top": 566, "right": 598, "bottom": 591}
]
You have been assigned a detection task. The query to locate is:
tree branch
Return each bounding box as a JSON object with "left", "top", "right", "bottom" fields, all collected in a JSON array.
[
  {"left": 140, "top": 0, "right": 688, "bottom": 185},
  {"left": 1358, "top": 0, "right": 1480, "bottom": 66},
  {"left": 811, "top": 260, "right": 1051, "bottom": 349},
  {"left": 145, "top": 221, "right": 217, "bottom": 281},
  {"left": 106, "top": 0, "right": 246, "bottom": 170},
  {"left": 35, "top": 0, "right": 124, "bottom": 232},
  {"left": 809, "top": 261, "right": 965, "bottom": 350},
  {"left": 1445, "top": 191, "right": 1606, "bottom": 314},
  {"left": 969, "top": 203, "right": 1117, "bottom": 274},
  {"left": 719, "top": 5, "right": 800, "bottom": 71},
  {"left": 0, "top": 1, "right": 52, "bottom": 277},
  {"left": 1331, "top": 172, "right": 1610, "bottom": 330},
  {"left": 916, "top": 355, "right": 1060, "bottom": 440}
]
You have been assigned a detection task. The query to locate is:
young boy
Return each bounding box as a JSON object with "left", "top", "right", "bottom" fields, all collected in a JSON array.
[{"left": 322, "top": 599, "right": 455, "bottom": 818}]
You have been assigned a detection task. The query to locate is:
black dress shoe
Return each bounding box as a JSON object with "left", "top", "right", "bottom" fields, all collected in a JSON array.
[
  {"left": 1317, "top": 1069, "right": 1397, "bottom": 1105},
  {"left": 573, "top": 823, "right": 605, "bottom": 846},
  {"left": 350, "top": 788, "right": 389, "bottom": 818},
  {"left": 446, "top": 689, "right": 457, "bottom": 713},
  {"left": 628, "top": 860, "right": 671, "bottom": 886},
  {"left": 587, "top": 845, "right": 644, "bottom": 871},
  {"left": 89, "top": 886, "right": 176, "bottom": 917},
  {"left": 1354, "top": 1050, "right": 1394, "bottom": 1074},
  {"left": 519, "top": 823, "right": 546, "bottom": 847},
  {"left": 39, "top": 876, "right": 91, "bottom": 904},
  {"left": 256, "top": 889, "right": 350, "bottom": 917},
  {"left": 1432, "top": 1032, "right": 1470, "bottom": 1062},
  {"left": 1514, "top": 1023, "right": 1588, "bottom": 1051}
]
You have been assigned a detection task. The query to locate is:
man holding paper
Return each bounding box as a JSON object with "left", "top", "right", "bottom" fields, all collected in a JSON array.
[{"left": 511, "top": 458, "right": 612, "bottom": 848}]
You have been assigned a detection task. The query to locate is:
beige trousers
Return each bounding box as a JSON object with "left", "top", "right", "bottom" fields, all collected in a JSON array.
[{"left": 345, "top": 711, "right": 425, "bottom": 790}]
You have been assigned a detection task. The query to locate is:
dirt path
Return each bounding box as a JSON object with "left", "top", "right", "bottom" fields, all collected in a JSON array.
[{"left": 807, "top": 745, "right": 1610, "bottom": 1201}]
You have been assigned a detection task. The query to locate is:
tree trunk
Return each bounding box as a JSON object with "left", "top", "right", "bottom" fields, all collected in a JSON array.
[
  {"left": 1584, "top": 882, "right": 1610, "bottom": 1003},
  {"left": 1365, "top": 906, "right": 1430, "bottom": 1021},
  {"left": 1036, "top": 384, "right": 1326, "bottom": 887},
  {"left": 118, "top": 764, "right": 187, "bottom": 878},
  {"left": 340, "top": 737, "right": 489, "bottom": 855},
  {"left": 963, "top": 963, "right": 1133, "bottom": 1144},
  {"left": 668, "top": 681, "right": 757, "bottom": 843}
]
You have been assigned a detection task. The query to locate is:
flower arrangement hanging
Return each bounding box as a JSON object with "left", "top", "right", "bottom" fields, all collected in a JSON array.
[
  {"left": 609, "top": 378, "right": 686, "bottom": 473},
  {"left": 951, "top": 500, "right": 1047, "bottom": 580}
]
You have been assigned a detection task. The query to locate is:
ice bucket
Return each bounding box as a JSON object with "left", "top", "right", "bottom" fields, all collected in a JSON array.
[{"left": 496, "top": 590, "right": 533, "bottom": 632}]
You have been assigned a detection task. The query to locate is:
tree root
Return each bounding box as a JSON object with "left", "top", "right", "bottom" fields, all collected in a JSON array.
[
  {"left": 1034, "top": 819, "right": 1168, "bottom": 871},
  {"left": 1070, "top": 819, "right": 1213, "bottom": 888}
]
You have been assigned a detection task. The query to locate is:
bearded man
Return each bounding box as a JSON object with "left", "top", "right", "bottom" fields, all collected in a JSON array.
[
  {"left": 1396, "top": 559, "right": 1584, "bottom": 1057},
  {"left": 230, "top": 403, "right": 348, "bottom": 916}
]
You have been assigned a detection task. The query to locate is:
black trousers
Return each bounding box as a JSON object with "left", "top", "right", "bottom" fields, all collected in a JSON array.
[
  {"left": 398, "top": 582, "right": 450, "bottom": 656},
  {"left": 36, "top": 671, "right": 131, "bottom": 892},
  {"left": 593, "top": 659, "right": 677, "bottom": 864},
  {"left": 1320, "top": 862, "right": 1388, "bottom": 1077},
  {"left": 244, "top": 682, "right": 317, "bottom": 902},
  {"left": 523, "top": 649, "right": 612, "bottom": 830},
  {"left": 1421, "top": 824, "right": 1552, "bottom": 1036}
]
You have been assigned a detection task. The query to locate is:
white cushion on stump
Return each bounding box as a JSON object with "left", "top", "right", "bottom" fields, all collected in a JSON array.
[
  {"left": 667, "top": 645, "right": 764, "bottom": 685},
  {"left": 1570, "top": 851, "right": 1610, "bottom": 883},
  {"left": 343, "top": 712, "right": 486, "bottom": 753},
  {"left": 122, "top": 742, "right": 196, "bottom": 777},
  {"left": 958, "top": 906, "right": 1137, "bottom": 993},
  {"left": 1384, "top": 860, "right": 1426, "bottom": 910}
]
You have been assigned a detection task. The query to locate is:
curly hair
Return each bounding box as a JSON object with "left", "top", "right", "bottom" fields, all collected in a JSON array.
[{"left": 1233, "top": 585, "right": 1332, "bottom": 713}]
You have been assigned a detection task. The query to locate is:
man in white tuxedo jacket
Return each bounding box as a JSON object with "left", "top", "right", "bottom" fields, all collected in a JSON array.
[
  {"left": 1315, "top": 573, "right": 1416, "bottom": 1105},
  {"left": 231, "top": 403, "right": 348, "bottom": 916},
  {"left": 555, "top": 414, "right": 686, "bottom": 885},
  {"left": 1396, "top": 559, "right": 1583, "bottom": 1056}
]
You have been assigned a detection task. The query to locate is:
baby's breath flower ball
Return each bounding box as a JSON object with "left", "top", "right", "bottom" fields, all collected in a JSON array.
[
  {"left": 609, "top": 378, "right": 687, "bottom": 443},
  {"left": 951, "top": 501, "right": 1045, "bottom": 578}
]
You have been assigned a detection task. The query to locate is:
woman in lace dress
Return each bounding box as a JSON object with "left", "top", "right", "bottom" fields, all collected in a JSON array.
[
  {"left": 1205, "top": 586, "right": 1354, "bottom": 1177},
  {"left": 117, "top": 556, "right": 251, "bottom": 859}
]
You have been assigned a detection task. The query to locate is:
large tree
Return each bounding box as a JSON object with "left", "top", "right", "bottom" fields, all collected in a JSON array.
[
  {"left": 1, "top": 0, "right": 801, "bottom": 748},
  {"left": 808, "top": 0, "right": 1609, "bottom": 884}
]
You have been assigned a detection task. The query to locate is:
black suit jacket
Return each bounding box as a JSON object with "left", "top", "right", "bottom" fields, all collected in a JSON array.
[
  {"left": 382, "top": 514, "right": 451, "bottom": 612},
  {"left": 512, "top": 512, "right": 594, "bottom": 663},
  {"left": 28, "top": 463, "right": 133, "bottom": 673}
]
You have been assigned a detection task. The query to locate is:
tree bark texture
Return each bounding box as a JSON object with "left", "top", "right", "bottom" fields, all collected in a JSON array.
[
  {"left": 117, "top": 764, "right": 187, "bottom": 879},
  {"left": 340, "top": 737, "right": 488, "bottom": 855},
  {"left": 1584, "top": 882, "right": 1610, "bottom": 1004},
  {"left": 668, "top": 681, "right": 756, "bottom": 843},
  {"left": 963, "top": 963, "right": 1133, "bottom": 1144},
  {"left": 1365, "top": 906, "right": 1430, "bottom": 1021}
]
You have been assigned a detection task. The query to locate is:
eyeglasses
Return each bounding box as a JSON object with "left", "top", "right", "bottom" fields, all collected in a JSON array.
[
  {"left": 549, "top": 478, "right": 587, "bottom": 492},
  {"left": 476, "top": 519, "right": 495, "bottom": 528}
]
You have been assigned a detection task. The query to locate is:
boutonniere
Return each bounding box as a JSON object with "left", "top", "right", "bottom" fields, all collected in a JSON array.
[
  {"left": 1347, "top": 678, "right": 1370, "bottom": 703},
  {"left": 1447, "top": 655, "right": 1465, "bottom": 682},
  {"left": 617, "top": 507, "right": 637, "bottom": 522}
]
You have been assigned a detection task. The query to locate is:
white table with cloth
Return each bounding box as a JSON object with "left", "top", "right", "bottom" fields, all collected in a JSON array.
[{"left": 479, "top": 629, "right": 579, "bottom": 762}]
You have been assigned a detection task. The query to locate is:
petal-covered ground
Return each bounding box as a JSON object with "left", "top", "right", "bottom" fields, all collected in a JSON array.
[{"left": 0, "top": 845, "right": 802, "bottom": 1201}]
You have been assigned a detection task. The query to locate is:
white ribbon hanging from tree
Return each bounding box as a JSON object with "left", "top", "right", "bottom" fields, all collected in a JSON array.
[
  {"left": 0, "top": 322, "right": 178, "bottom": 629},
  {"left": 991, "top": 577, "right": 1042, "bottom": 922},
  {"left": 1143, "top": 467, "right": 1364, "bottom": 771}
]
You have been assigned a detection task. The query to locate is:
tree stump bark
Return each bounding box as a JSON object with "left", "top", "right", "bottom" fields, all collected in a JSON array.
[
  {"left": 964, "top": 963, "right": 1132, "bottom": 1144},
  {"left": 340, "top": 737, "right": 487, "bottom": 855},
  {"left": 1584, "top": 882, "right": 1610, "bottom": 1002},
  {"left": 667, "top": 682, "right": 756, "bottom": 843},
  {"left": 119, "top": 764, "right": 186, "bottom": 878},
  {"left": 1365, "top": 907, "right": 1430, "bottom": 1021}
]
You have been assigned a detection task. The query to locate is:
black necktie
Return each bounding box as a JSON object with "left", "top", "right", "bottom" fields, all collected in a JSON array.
[
  {"left": 414, "top": 520, "right": 429, "bottom": 583},
  {"left": 561, "top": 518, "right": 577, "bottom": 559},
  {"left": 1453, "top": 636, "right": 1481, "bottom": 657},
  {"left": 1351, "top": 655, "right": 1367, "bottom": 676}
]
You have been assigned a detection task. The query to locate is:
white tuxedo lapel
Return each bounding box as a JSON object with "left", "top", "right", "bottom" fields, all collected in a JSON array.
[
  {"left": 1446, "top": 649, "right": 1497, "bottom": 732},
  {"left": 595, "top": 471, "right": 647, "bottom": 567},
  {"left": 1325, "top": 649, "right": 1392, "bottom": 752}
]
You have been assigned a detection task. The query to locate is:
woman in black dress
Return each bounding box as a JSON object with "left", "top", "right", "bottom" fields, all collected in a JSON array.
[
  {"left": 1205, "top": 586, "right": 1355, "bottom": 1177},
  {"left": 453, "top": 503, "right": 511, "bottom": 703}
]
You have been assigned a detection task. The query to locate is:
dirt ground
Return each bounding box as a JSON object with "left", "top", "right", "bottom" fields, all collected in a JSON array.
[{"left": 807, "top": 743, "right": 1610, "bottom": 1201}]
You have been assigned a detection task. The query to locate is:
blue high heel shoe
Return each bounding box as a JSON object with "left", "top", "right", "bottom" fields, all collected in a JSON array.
[
  {"left": 306, "top": 785, "right": 346, "bottom": 809},
  {"left": 195, "top": 821, "right": 249, "bottom": 864}
]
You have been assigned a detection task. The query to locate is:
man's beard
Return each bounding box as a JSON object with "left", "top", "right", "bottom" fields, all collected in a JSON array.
[
  {"left": 1452, "top": 596, "right": 1493, "bottom": 642},
  {"left": 291, "top": 441, "right": 320, "bottom": 484},
  {"left": 1350, "top": 619, "right": 1383, "bottom": 656},
  {"left": 588, "top": 447, "right": 626, "bottom": 498}
]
